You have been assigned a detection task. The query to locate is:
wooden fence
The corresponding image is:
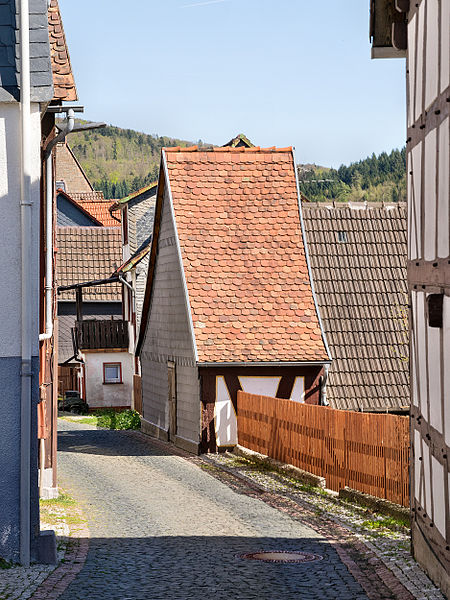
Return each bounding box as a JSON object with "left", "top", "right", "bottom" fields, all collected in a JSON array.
[{"left": 237, "top": 392, "right": 410, "bottom": 507}]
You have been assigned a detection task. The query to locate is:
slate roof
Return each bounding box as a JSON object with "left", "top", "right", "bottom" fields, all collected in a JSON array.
[
  {"left": 223, "top": 133, "right": 255, "bottom": 148},
  {"left": 68, "top": 192, "right": 121, "bottom": 227},
  {"left": 0, "top": 0, "right": 54, "bottom": 102},
  {"left": 47, "top": 0, "right": 76, "bottom": 101},
  {"left": 56, "top": 227, "right": 122, "bottom": 301},
  {"left": 302, "top": 202, "right": 409, "bottom": 412},
  {"left": 57, "top": 190, "right": 102, "bottom": 227},
  {"left": 142, "top": 146, "right": 330, "bottom": 364}
]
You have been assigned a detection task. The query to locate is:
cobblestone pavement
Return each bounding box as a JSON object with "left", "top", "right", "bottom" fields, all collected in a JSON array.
[
  {"left": 25, "top": 419, "right": 444, "bottom": 600},
  {"left": 55, "top": 420, "right": 370, "bottom": 600}
]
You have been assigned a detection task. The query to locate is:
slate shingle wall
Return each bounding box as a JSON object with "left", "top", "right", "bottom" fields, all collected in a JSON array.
[
  {"left": 135, "top": 252, "right": 149, "bottom": 331},
  {"left": 140, "top": 187, "right": 199, "bottom": 446},
  {"left": 0, "top": 0, "right": 53, "bottom": 102}
]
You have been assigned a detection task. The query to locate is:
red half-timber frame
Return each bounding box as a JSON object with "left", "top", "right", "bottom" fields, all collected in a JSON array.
[{"left": 199, "top": 364, "right": 324, "bottom": 453}]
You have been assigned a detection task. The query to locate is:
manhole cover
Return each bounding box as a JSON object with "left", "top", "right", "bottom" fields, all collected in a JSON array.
[{"left": 238, "top": 551, "right": 323, "bottom": 563}]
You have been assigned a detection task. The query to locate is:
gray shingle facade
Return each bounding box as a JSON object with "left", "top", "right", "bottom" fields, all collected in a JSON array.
[
  {"left": 140, "top": 187, "right": 199, "bottom": 447},
  {"left": 0, "top": 0, "right": 53, "bottom": 102}
]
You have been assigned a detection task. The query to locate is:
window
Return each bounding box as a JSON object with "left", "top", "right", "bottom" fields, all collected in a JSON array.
[
  {"left": 103, "top": 362, "right": 122, "bottom": 384},
  {"left": 337, "top": 231, "right": 347, "bottom": 243},
  {"left": 56, "top": 180, "right": 66, "bottom": 192}
]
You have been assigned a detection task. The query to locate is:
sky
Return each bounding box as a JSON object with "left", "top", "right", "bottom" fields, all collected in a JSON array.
[{"left": 59, "top": 0, "right": 407, "bottom": 168}]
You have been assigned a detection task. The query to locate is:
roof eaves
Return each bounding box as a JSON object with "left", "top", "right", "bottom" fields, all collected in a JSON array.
[
  {"left": 115, "top": 240, "right": 152, "bottom": 274},
  {"left": 115, "top": 182, "right": 158, "bottom": 208},
  {"left": 135, "top": 160, "right": 165, "bottom": 357},
  {"left": 161, "top": 150, "right": 198, "bottom": 362},
  {"left": 48, "top": 0, "right": 77, "bottom": 101},
  {"left": 198, "top": 360, "right": 332, "bottom": 368},
  {"left": 293, "top": 147, "right": 332, "bottom": 362}
]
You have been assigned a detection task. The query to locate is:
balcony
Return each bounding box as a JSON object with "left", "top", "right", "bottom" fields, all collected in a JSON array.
[{"left": 73, "top": 319, "right": 129, "bottom": 351}]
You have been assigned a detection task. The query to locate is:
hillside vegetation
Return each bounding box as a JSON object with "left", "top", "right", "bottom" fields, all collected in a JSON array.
[
  {"left": 298, "top": 148, "right": 406, "bottom": 203},
  {"left": 69, "top": 122, "right": 406, "bottom": 203},
  {"left": 68, "top": 121, "right": 200, "bottom": 199}
]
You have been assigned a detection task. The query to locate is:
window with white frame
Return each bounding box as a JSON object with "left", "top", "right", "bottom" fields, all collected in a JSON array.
[{"left": 103, "top": 362, "right": 122, "bottom": 384}]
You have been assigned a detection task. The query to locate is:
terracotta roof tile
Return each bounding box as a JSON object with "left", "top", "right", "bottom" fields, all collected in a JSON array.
[
  {"left": 56, "top": 227, "right": 122, "bottom": 301},
  {"left": 48, "top": 0, "right": 77, "bottom": 101},
  {"left": 302, "top": 202, "right": 409, "bottom": 412},
  {"left": 68, "top": 192, "right": 121, "bottom": 227},
  {"left": 164, "top": 148, "right": 329, "bottom": 364}
]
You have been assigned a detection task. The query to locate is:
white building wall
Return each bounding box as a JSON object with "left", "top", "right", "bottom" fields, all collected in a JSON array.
[
  {"left": 84, "top": 351, "right": 133, "bottom": 409},
  {"left": 0, "top": 103, "right": 41, "bottom": 359},
  {"left": 0, "top": 102, "right": 42, "bottom": 562}
]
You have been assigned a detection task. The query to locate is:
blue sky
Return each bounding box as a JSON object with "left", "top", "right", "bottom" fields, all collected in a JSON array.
[{"left": 59, "top": 0, "right": 406, "bottom": 168}]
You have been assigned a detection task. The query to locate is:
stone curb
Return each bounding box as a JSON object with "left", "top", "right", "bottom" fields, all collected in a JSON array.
[
  {"left": 233, "top": 444, "right": 410, "bottom": 522},
  {"left": 339, "top": 487, "right": 411, "bottom": 522},
  {"left": 29, "top": 505, "right": 90, "bottom": 600},
  {"left": 233, "top": 444, "right": 327, "bottom": 488}
]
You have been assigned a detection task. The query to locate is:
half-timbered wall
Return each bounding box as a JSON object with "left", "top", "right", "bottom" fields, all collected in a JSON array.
[
  {"left": 407, "top": 1, "right": 450, "bottom": 594},
  {"left": 199, "top": 365, "right": 323, "bottom": 453}
]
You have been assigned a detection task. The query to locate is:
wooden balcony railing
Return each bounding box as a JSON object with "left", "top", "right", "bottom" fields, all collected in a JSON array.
[{"left": 74, "top": 319, "right": 129, "bottom": 351}]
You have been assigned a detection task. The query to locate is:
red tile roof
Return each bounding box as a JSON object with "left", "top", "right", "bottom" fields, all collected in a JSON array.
[
  {"left": 159, "top": 147, "right": 329, "bottom": 364},
  {"left": 68, "top": 192, "right": 121, "bottom": 227},
  {"left": 48, "top": 0, "right": 77, "bottom": 101}
]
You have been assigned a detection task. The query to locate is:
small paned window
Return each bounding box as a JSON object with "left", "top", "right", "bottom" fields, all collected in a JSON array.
[
  {"left": 103, "top": 362, "right": 122, "bottom": 384},
  {"left": 337, "top": 231, "right": 347, "bottom": 243},
  {"left": 56, "top": 180, "right": 66, "bottom": 192}
]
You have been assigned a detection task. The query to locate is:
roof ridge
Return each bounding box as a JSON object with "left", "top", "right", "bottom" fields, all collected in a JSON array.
[{"left": 164, "top": 146, "right": 293, "bottom": 153}]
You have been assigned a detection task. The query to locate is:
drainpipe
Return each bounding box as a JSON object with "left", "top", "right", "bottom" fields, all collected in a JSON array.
[
  {"left": 39, "top": 110, "right": 74, "bottom": 342},
  {"left": 19, "top": 0, "right": 32, "bottom": 568}
]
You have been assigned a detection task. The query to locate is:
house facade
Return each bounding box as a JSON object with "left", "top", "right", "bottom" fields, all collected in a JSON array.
[
  {"left": 56, "top": 226, "right": 133, "bottom": 410},
  {"left": 0, "top": 0, "right": 78, "bottom": 564},
  {"left": 371, "top": 1, "right": 450, "bottom": 595},
  {"left": 137, "top": 146, "right": 331, "bottom": 453}
]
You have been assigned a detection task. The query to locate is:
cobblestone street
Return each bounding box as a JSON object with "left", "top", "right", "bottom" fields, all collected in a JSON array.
[{"left": 29, "top": 419, "right": 441, "bottom": 600}]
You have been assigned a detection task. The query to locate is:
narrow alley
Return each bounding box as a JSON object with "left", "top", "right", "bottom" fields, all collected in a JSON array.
[
  {"left": 55, "top": 419, "right": 368, "bottom": 600},
  {"left": 46, "top": 419, "right": 430, "bottom": 600}
]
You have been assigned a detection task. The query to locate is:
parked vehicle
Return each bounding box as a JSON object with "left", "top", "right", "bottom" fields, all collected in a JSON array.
[{"left": 58, "top": 390, "right": 88, "bottom": 414}]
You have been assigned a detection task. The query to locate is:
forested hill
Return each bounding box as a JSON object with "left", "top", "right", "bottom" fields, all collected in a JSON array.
[
  {"left": 298, "top": 148, "right": 406, "bottom": 203},
  {"left": 68, "top": 122, "right": 200, "bottom": 199},
  {"left": 69, "top": 121, "right": 406, "bottom": 203}
]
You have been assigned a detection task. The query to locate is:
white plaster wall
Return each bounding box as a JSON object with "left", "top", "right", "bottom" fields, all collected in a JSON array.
[
  {"left": 0, "top": 103, "right": 41, "bottom": 359},
  {"left": 84, "top": 351, "right": 133, "bottom": 408}
]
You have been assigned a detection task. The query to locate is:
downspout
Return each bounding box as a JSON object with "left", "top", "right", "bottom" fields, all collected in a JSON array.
[
  {"left": 39, "top": 109, "right": 74, "bottom": 341},
  {"left": 19, "top": 0, "right": 32, "bottom": 567}
]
